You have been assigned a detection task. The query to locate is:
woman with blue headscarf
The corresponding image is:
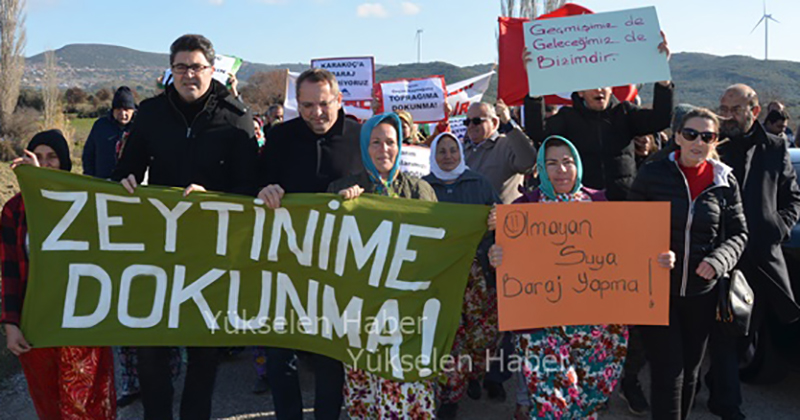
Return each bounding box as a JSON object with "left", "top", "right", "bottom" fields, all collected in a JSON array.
[
  {"left": 328, "top": 112, "right": 437, "bottom": 419},
  {"left": 488, "top": 136, "right": 674, "bottom": 419}
]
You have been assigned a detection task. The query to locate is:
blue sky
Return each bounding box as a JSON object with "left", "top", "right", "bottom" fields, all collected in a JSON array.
[{"left": 24, "top": 0, "right": 800, "bottom": 66}]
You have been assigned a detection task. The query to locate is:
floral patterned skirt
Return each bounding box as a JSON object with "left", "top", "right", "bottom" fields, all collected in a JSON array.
[
  {"left": 19, "top": 346, "right": 116, "bottom": 420},
  {"left": 344, "top": 366, "right": 436, "bottom": 419},
  {"left": 438, "top": 259, "right": 502, "bottom": 404},
  {"left": 516, "top": 325, "right": 628, "bottom": 419}
]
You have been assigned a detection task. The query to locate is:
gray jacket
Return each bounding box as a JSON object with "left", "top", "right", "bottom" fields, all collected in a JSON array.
[{"left": 463, "top": 126, "right": 537, "bottom": 204}]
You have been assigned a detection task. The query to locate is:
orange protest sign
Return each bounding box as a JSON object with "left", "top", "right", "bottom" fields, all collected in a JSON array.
[{"left": 496, "top": 201, "right": 671, "bottom": 331}]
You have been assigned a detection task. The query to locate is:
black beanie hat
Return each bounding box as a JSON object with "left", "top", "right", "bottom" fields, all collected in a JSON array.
[
  {"left": 112, "top": 86, "right": 136, "bottom": 110},
  {"left": 27, "top": 129, "right": 72, "bottom": 172}
]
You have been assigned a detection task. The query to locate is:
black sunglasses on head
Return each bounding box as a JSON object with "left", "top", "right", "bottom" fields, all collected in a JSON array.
[
  {"left": 463, "top": 117, "right": 488, "bottom": 127},
  {"left": 680, "top": 128, "right": 718, "bottom": 143}
]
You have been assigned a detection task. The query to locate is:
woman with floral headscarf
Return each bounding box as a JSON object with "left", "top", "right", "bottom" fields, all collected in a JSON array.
[
  {"left": 328, "top": 112, "right": 437, "bottom": 419},
  {"left": 488, "top": 136, "right": 674, "bottom": 419}
]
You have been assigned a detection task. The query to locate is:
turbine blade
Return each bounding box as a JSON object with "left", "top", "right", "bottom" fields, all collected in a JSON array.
[
  {"left": 768, "top": 16, "right": 780, "bottom": 24},
  {"left": 751, "top": 16, "right": 766, "bottom": 33}
]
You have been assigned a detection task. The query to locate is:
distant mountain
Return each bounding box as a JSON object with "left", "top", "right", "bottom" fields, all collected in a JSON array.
[
  {"left": 21, "top": 44, "right": 800, "bottom": 118},
  {"left": 27, "top": 44, "right": 169, "bottom": 69}
]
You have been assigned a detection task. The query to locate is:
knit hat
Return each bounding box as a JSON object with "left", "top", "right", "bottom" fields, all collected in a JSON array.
[
  {"left": 112, "top": 86, "right": 136, "bottom": 110},
  {"left": 27, "top": 129, "right": 72, "bottom": 171}
]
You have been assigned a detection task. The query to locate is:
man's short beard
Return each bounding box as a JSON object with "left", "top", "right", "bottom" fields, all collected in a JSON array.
[{"left": 720, "top": 118, "right": 752, "bottom": 139}]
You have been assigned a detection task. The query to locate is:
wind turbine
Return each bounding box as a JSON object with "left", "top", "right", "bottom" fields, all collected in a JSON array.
[
  {"left": 415, "top": 29, "right": 423, "bottom": 63},
  {"left": 751, "top": 1, "right": 779, "bottom": 61}
]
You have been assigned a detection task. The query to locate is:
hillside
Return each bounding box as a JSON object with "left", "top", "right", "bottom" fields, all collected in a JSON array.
[{"left": 20, "top": 44, "right": 800, "bottom": 117}]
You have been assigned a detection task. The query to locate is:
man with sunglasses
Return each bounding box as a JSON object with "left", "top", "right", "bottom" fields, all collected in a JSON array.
[
  {"left": 463, "top": 100, "right": 537, "bottom": 204},
  {"left": 112, "top": 34, "right": 258, "bottom": 419},
  {"left": 704, "top": 84, "right": 800, "bottom": 420}
]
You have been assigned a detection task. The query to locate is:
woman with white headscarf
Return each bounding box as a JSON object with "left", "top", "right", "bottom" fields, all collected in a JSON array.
[{"left": 422, "top": 132, "right": 502, "bottom": 419}]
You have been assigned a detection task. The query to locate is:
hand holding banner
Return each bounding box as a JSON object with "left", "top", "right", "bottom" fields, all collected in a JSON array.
[
  {"left": 522, "top": 7, "right": 671, "bottom": 97},
  {"left": 495, "top": 202, "right": 671, "bottom": 331},
  {"left": 15, "top": 166, "right": 489, "bottom": 382},
  {"left": 377, "top": 76, "right": 447, "bottom": 123}
]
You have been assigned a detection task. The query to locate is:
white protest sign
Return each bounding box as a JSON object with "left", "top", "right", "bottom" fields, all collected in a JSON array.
[
  {"left": 446, "top": 71, "right": 494, "bottom": 118},
  {"left": 212, "top": 54, "right": 243, "bottom": 85},
  {"left": 448, "top": 117, "right": 468, "bottom": 141},
  {"left": 312, "top": 57, "right": 375, "bottom": 101},
  {"left": 399, "top": 145, "right": 431, "bottom": 178},
  {"left": 344, "top": 100, "right": 373, "bottom": 121},
  {"left": 523, "top": 6, "right": 671, "bottom": 97},
  {"left": 284, "top": 71, "right": 301, "bottom": 121},
  {"left": 378, "top": 76, "right": 447, "bottom": 124},
  {"left": 158, "top": 54, "right": 243, "bottom": 88}
]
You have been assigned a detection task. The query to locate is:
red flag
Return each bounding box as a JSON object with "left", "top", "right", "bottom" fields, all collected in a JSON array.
[{"left": 497, "top": 4, "right": 638, "bottom": 106}]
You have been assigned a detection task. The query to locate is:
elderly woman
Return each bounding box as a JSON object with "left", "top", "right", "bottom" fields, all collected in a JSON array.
[
  {"left": 422, "top": 132, "right": 501, "bottom": 418},
  {"left": 489, "top": 135, "right": 674, "bottom": 419},
  {"left": 328, "top": 112, "right": 437, "bottom": 419},
  {"left": 629, "top": 108, "right": 748, "bottom": 420},
  {"left": 2, "top": 130, "right": 116, "bottom": 419}
]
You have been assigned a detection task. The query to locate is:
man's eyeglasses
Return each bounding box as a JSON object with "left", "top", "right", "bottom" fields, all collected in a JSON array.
[
  {"left": 171, "top": 63, "right": 212, "bottom": 75},
  {"left": 463, "top": 117, "right": 488, "bottom": 127},
  {"left": 718, "top": 105, "right": 751, "bottom": 115},
  {"left": 680, "top": 128, "right": 718, "bottom": 143}
]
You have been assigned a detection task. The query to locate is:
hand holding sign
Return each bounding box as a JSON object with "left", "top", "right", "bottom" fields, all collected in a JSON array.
[{"left": 521, "top": 6, "right": 671, "bottom": 97}]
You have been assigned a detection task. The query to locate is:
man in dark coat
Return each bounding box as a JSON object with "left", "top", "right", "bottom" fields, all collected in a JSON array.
[
  {"left": 257, "top": 68, "right": 362, "bottom": 420},
  {"left": 524, "top": 81, "right": 673, "bottom": 201},
  {"left": 708, "top": 84, "right": 800, "bottom": 420},
  {"left": 82, "top": 86, "right": 136, "bottom": 178},
  {"left": 111, "top": 34, "right": 258, "bottom": 420}
]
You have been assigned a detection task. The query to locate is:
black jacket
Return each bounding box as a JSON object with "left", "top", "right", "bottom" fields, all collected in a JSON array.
[
  {"left": 629, "top": 154, "right": 748, "bottom": 297},
  {"left": 526, "top": 83, "right": 673, "bottom": 201},
  {"left": 111, "top": 80, "right": 258, "bottom": 196},
  {"left": 718, "top": 122, "right": 800, "bottom": 323},
  {"left": 83, "top": 113, "right": 130, "bottom": 178},
  {"left": 260, "top": 109, "right": 363, "bottom": 193}
]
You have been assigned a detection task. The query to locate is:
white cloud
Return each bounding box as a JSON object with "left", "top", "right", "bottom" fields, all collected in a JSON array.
[
  {"left": 400, "top": 2, "right": 421, "bottom": 16},
  {"left": 357, "top": 3, "right": 389, "bottom": 18},
  {"left": 208, "top": 0, "right": 224, "bottom": 5}
]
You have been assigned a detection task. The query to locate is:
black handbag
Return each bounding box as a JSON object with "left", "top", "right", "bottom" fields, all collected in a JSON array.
[{"left": 715, "top": 197, "right": 754, "bottom": 337}]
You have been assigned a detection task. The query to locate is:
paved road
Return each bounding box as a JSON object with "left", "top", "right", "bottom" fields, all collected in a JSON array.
[{"left": 2, "top": 350, "right": 799, "bottom": 419}]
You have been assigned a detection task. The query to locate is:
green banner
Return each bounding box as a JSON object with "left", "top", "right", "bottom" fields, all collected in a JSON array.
[{"left": 15, "top": 166, "right": 489, "bottom": 382}]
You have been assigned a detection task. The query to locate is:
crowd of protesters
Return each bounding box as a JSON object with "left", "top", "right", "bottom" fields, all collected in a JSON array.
[{"left": 2, "top": 32, "right": 800, "bottom": 420}]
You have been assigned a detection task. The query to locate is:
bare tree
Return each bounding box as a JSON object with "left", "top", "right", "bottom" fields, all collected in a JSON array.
[
  {"left": 239, "top": 70, "right": 287, "bottom": 114},
  {"left": 0, "top": 0, "right": 26, "bottom": 134},
  {"left": 41, "top": 49, "right": 74, "bottom": 143},
  {"left": 42, "top": 50, "right": 58, "bottom": 127}
]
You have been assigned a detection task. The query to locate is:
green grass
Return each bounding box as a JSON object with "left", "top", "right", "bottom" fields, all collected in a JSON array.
[{"left": 70, "top": 117, "right": 95, "bottom": 143}]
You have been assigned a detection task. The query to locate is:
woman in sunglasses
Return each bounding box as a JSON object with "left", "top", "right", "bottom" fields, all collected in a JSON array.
[{"left": 629, "top": 108, "right": 748, "bottom": 419}]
